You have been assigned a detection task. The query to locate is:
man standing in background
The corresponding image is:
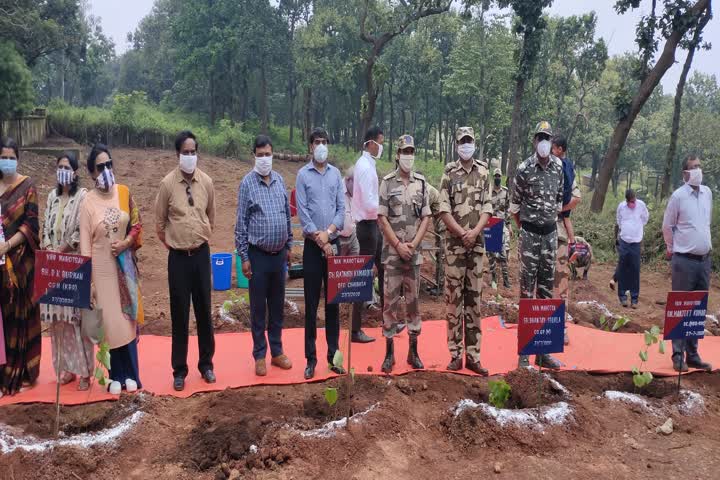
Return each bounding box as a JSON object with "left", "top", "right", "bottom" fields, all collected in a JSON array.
[
  {"left": 488, "top": 168, "right": 512, "bottom": 289},
  {"left": 662, "top": 155, "right": 713, "bottom": 373},
  {"left": 295, "top": 128, "right": 345, "bottom": 380},
  {"left": 235, "top": 135, "right": 293, "bottom": 376},
  {"left": 426, "top": 183, "right": 446, "bottom": 296},
  {"left": 615, "top": 189, "right": 649, "bottom": 308},
  {"left": 350, "top": 126, "right": 386, "bottom": 344},
  {"left": 156, "top": 130, "right": 216, "bottom": 392}
]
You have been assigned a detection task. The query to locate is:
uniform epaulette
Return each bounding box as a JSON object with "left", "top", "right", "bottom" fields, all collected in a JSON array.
[
  {"left": 412, "top": 171, "right": 426, "bottom": 181},
  {"left": 444, "top": 161, "right": 458, "bottom": 173},
  {"left": 383, "top": 171, "right": 397, "bottom": 181}
]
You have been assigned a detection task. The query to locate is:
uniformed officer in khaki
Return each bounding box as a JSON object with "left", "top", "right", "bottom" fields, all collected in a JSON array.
[
  {"left": 488, "top": 167, "right": 512, "bottom": 288},
  {"left": 378, "top": 134, "right": 431, "bottom": 373},
  {"left": 438, "top": 127, "right": 493, "bottom": 376},
  {"left": 426, "top": 183, "right": 446, "bottom": 296}
]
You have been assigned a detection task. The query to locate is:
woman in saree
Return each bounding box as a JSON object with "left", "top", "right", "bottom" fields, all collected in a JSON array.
[
  {"left": 40, "top": 151, "right": 93, "bottom": 391},
  {"left": 80, "top": 144, "right": 143, "bottom": 394},
  {"left": 0, "top": 138, "right": 41, "bottom": 398}
]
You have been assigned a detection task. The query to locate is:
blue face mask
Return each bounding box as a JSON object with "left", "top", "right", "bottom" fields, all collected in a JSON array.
[{"left": 0, "top": 158, "right": 18, "bottom": 176}]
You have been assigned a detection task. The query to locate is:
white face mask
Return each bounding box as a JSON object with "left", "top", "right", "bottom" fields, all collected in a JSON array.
[
  {"left": 457, "top": 143, "right": 476, "bottom": 161},
  {"left": 313, "top": 144, "right": 328, "bottom": 163},
  {"left": 365, "top": 140, "right": 383, "bottom": 159},
  {"left": 254, "top": 155, "right": 273, "bottom": 177},
  {"left": 537, "top": 140, "right": 552, "bottom": 158},
  {"left": 685, "top": 168, "right": 703, "bottom": 187},
  {"left": 96, "top": 169, "right": 116, "bottom": 192},
  {"left": 57, "top": 169, "right": 74, "bottom": 186},
  {"left": 179, "top": 154, "right": 198, "bottom": 174},
  {"left": 398, "top": 154, "right": 415, "bottom": 173}
]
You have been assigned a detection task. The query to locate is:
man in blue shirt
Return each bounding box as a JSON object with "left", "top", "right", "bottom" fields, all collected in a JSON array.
[
  {"left": 296, "top": 128, "right": 346, "bottom": 379},
  {"left": 235, "top": 135, "right": 293, "bottom": 377}
]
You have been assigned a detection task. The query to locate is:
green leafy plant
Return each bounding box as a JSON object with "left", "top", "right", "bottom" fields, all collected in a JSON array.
[
  {"left": 332, "top": 350, "right": 344, "bottom": 370},
  {"left": 324, "top": 387, "right": 338, "bottom": 407},
  {"left": 632, "top": 325, "right": 664, "bottom": 389},
  {"left": 94, "top": 337, "right": 112, "bottom": 387},
  {"left": 599, "top": 315, "right": 630, "bottom": 332},
  {"left": 222, "top": 290, "right": 249, "bottom": 313},
  {"left": 488, "top": 379, "right": 512, "bottom": 409}
]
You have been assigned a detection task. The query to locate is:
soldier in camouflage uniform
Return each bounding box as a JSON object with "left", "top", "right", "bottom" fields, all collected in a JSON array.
[
  {"left": 488, "top": 168, "right": 512, "bottom": 288},
  {"left": 378, "top": 135, "right": 431, "bottom": 373},
  {"left": 438, "top": 126, "right": 493, "bottom": 376},
  {"left": 427, "top": 183, "right": 446, "bottom": 296},
  {"left": 509, "top": 121, "right": 564, "bottom": 369}
]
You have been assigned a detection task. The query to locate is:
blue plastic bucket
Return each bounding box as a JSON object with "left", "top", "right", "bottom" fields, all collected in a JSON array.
[{"left": 211, "top": 253, "right": 233, "bottom": 291}]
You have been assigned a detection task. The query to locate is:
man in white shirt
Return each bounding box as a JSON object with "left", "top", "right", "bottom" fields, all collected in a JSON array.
[
  {"left": 615, "top": 189, "right": 649, "bottom": 308},
  {"left": 662, "top": 155, "right": 713, "bottom": 372},
  {"left": 349, "top": 126, "right": 385, "bottom": 343}
]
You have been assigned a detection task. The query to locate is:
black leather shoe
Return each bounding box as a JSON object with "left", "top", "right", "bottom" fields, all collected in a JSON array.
[
  {"left": 535, "top": 354, "right": 561, "bottom": 369},
  {"left": 673, "top": 357, "right": 689, "bottom": 372},
  {"left": 329, "top": 364, "right": 346, "bottom": 375},
  {"left": 352, "top": 330, "right": 376, "bottom": 343},
  {"left": 407, "top": 335, "right": 424, "bottom": 370},
  {"left": 173, "top": 376, "right": 185, "bottom": 391},
  {"left": 201, "top": 370, "right": 216, "bottom": 384},
  {"left": 304, "top": 362, "right": 316, "bottom": 380},
  {"left": 381, "top": 338, "right": 395, "bottom": 374},
  {"left": 686, "top": 358, "right": 712, "bottom": 371},
  {"left": 447, "top": 357, "right": 462, "bottom": 371}
]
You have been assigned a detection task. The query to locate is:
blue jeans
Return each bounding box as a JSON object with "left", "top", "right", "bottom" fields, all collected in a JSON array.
[
  {"left": 670, "top": 254, "right": 712, "bottom": 362},
  {"left": 248, "top": 246, "right": 287, "bottom": 360},
  {"left": 617, "top": 240, "right": 641, "bottom": 303}
]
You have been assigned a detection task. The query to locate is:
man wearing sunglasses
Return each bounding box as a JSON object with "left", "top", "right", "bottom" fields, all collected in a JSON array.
[{"left": 155, "top": 130, "right": 217, "bottom": 391}]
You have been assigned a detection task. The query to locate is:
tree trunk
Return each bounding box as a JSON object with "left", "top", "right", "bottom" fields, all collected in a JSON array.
[
  {"left": 590, "top": 151, "right": 601, "bottom": 190},
  {"left": 359, "top": 54, "right": 379, "bottom": 146},
  {"left": 260, "top": 67, "right": 269, "bottom": 135},
  {"left": 387, "top": 82, "right": 394, "bottom": 163},
  {"left": 661, "top": 6, "right": 710, "bottom": 198},
  {"left": 303, "top": 87, "right": 312, "bottom": 143},
  {"left": 506, "top": 76, "right": 526, "bottom": 189},
  {"left": 591, "top": 0, "right": 710, "bottom": 212}
]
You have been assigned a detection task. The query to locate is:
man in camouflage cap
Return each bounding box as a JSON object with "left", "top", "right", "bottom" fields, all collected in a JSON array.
[
  {"left": 426, "top": 183, "right": 446, "bottom": 296},
  {"left": 377, "top": 134, "right": 431, "bottom": 373},
  {"left": 438, "top": 126, "right": 493, "bottom": 376},
  {"left": 488, "top": 167, "right": 512, "bottom": 289},
  {"left": 509, "top": 120, "right": 564, "bottom": 369}
]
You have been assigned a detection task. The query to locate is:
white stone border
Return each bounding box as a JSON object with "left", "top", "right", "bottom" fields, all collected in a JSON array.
[
  {"left": 290, "top": 403, "right": 379, "bottom": 438},
  {"left": 452, "top": 399, "right": 573, "bottom": 430}
]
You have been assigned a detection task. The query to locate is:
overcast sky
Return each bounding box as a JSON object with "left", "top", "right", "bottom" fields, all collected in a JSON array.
[{"left": 88, "top": 0, "right": 718, "bottom": 92}]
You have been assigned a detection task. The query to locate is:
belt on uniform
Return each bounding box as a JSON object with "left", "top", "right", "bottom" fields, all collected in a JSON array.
[
  {"left": 171, "top": 242, "right": 208, "bottom": 256},
  {"left": 676, "top": 252, "right": 710, "bottom": 262},
  {"left": 357, "top": 219, "right": 377, "bottom": 224},
  {"left": 521, "top": 221, "right": 557, "bottom": 236},
  {"left": 250, "top": 244, "right": 283, "bottom": 255}
]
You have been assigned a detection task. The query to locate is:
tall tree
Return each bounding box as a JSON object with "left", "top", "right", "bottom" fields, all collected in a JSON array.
[
  {"left": 358, "top": 0, "right": 450, "bottom": 144},
  {"left": 498, "top": 0, "right": 553, "bottom": 187},
  {"left": 591, "top": 0, "right": 711, "bottom": 212},
  {"left": 0, "top": 42, "right": 34, "bottom": 125},
  {"left": 660, "top": 2, "right": 712, "bottom": 197}
]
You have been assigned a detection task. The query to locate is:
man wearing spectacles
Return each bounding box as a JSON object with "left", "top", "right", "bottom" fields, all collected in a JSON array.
[{"left": 155, "top": 130, "right": 217, "bottom": 391}]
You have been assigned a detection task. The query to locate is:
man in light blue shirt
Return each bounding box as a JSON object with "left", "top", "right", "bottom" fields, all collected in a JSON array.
[
  {"left": 295, "top": 127, "right": 345, "bottom": 380},
  {"left": 662, "top": 154, "right": 713, "bottom": 372}
]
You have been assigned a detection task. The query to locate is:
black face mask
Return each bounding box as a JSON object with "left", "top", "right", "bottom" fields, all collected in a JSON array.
[{"left": 494, "top": 177, "right": 501, "bottom": 187}]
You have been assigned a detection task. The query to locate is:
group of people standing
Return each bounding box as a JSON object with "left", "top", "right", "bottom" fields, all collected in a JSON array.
[
  {"left": 0, "top": 139, "right": 142, "bottom": 398},
  {"left": 0, "top": 119, "right": 713, "bottom": 397}
]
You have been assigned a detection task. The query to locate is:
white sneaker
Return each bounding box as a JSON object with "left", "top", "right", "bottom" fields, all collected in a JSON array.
[
  {"left": 125, "top": 379, "right": 138, "bottom": 392},
  {"left": 108, "top": 381, "right": 122, "bottom": 395}
]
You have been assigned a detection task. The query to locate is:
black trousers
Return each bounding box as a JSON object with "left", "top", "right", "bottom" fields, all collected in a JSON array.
[
  {"left": 351, "top": 220, "right": 384, "bottom": 332},
  {"left": 168, "top": 243, "right": 215, "bottom": 378},
  {"left": 248, "top": 245, "right": 287, "bottom": 360},
  {"left": 303, "top": 239, "right": 340, "bottom": 364}
]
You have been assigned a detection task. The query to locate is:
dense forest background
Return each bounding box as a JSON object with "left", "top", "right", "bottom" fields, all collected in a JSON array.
[{"left": 0, "top": 0, "right": 717, "bottom": 260}]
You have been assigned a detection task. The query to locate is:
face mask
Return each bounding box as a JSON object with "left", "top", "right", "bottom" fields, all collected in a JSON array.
[
  {"left": 57, "top": 169, "right": 74, "bottom": 186},
  {"left": 457, "top": 144, "right": 476, "bottom": 161},
  {"left": 96, "top": 169, "right": 116, "bottom": 192},
  {"left": 255, "top": 155, "right": 273, "bottom": 176},
  {"left": 179, "top": 154, "right": 198, "bottom": 174},
  {"left": 685, "top": 168, "right": 703, "bottom": 187},
  {"left": 0, "top": 159, "right": 18, "bottom": 176},
  {"left": 398, "top": 154, "right": 414, "bottom": 173},
  {"left": 313, "top": 144, "right": 328, "bottom": 163},
  {"left": 365, "top": 140, "right": 383, "bottom": 159},
  {"left": 536, "top": 140, "right": 552, "bottom": 158},
  {"left": 494, "top": 177, "right": 501, "bottom": 187}
]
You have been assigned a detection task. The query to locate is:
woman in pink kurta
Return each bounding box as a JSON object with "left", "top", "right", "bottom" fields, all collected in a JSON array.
[{"left": 80, "top": 144, "right": 142, "bottom": 393}]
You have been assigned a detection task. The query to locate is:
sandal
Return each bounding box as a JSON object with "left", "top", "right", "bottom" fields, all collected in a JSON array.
[
  {"left": 60, "top": 372, "right": 76, "bottom": 385},
  {"left": 78, "top": 377, "right": 91, "bottom": 391}
]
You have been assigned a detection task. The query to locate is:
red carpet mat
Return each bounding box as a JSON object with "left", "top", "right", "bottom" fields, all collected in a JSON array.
[{"left": 1, "top": 317, "right": 718, "bottom": 406}]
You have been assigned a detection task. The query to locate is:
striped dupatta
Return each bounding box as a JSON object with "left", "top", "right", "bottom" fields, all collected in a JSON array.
[{"left": 116, "top": 184, "right": 145, "bottom": 325}]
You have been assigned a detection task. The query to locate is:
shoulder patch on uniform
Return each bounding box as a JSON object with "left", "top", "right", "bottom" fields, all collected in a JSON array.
[
  {"left": 383, "top": 171, "right": 397, "bottom": 181},
  {"left": 444, "top": 161, "right": 458, "bottom": 173},
  {"left": 412, "top": 172, "right": 426, "bottom": 181}
]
